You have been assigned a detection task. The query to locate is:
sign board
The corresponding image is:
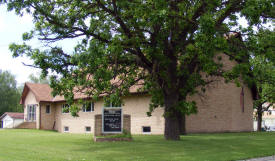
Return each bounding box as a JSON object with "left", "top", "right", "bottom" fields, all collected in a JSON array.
[{"left": 102, "top": 108, "right": 122, "bottom": 133}]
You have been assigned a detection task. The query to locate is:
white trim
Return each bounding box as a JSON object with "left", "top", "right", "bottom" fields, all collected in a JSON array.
[
  {"left": 27, "top": 104, "right": 37, "bottom": 121},
  {"left": 82, "top": 102, "right": 94, "bottom": 112}
]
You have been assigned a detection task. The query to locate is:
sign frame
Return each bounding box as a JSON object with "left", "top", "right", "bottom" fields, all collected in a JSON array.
[{"left": 102, "top": 107, "right": 123, "bottom": 134}]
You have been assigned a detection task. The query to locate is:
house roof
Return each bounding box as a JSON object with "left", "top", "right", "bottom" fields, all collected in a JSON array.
[
  {"left": 20, "top": 82, "right": 143, "bottom": 104},
  {"left": 20, "top": 82, "right": 54, "bottom": 104},
  {"left": 0, "top": 112, "right": 24, "bottom": 120}
]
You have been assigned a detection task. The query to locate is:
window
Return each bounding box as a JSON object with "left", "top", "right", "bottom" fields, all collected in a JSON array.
[
  {"left": 104, "top": 102, "right": 122, "bottom": 108},
  {"left": 85, "top": 126, "right": 91, "bottom": 132},
  {"left": 64, "top": 126, "right": 69, "bottom": 132},
  {"left": 142, "top": 126, "right": 151, "bottom": 133},
  {"left": 82, "top": 102, "right": 94, "bottom": 112},
  {"left": 27, "top": 104, "right": 37, "bottom": 121},
  {"left": 62, "top": 104, "right": 70, "bottom": 113},
  {"left": 46, "top": 105, "right": 51, "bottom": 114}
]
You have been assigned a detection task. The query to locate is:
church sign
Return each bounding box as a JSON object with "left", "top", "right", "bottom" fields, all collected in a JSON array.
[{"left": 102, "top": 108, "right": 122, "bottom": 133}]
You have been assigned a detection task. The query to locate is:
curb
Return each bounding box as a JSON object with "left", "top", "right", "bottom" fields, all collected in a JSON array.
[{"left": 238, "top": 155, "right": 275, "bottom": 161}]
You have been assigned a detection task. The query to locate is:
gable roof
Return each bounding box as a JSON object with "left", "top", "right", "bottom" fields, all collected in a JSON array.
[
  {"left": 0, "top": 112, "right": 24, "bottom": 120},
  {"left": 20, "top": 82, "right": 53, "bottom": 104}
]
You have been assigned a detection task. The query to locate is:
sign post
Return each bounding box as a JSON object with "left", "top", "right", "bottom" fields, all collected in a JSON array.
[{"left": 102, "top": 107, "right": 123, "bottom": 133}]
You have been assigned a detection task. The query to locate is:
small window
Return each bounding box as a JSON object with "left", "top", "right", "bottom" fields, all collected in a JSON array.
[
  {"left": 64, "top": 126, "right": 69, "bottom": 132},
  {"left": 142, "top": 126, "right": 151, "bottom": 133},
  {"left": 62, "top": 104, "right": 70, "bottom": 113},
  {"left": 85, "top": 126, "right": 91, "bottom": 132},
  {"left": 82, "top": 102, "right": 94, "bottom": 112},
  {"left": 104, "top": 101, "right": 122, "bottom": 107},
  {"left": 46, "top": 105, "right": 51, "bottom": 114}
]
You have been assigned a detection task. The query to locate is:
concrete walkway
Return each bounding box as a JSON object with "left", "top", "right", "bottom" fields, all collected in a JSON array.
[{"left": 239, "top": 155, "right": 275, "bottom": 161}]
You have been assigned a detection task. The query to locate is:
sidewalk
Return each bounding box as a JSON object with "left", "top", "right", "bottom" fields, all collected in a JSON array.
[{"left": 239, "top": 155, "right": 275, "bottom": 161}]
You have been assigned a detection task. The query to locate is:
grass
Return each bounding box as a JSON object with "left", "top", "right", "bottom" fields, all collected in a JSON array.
[
  {"left": 0, "top": 129, "right": 275, "bottom": 161},
  {"left": 96, "top": 130, "right": 132, "bottom": 138}
]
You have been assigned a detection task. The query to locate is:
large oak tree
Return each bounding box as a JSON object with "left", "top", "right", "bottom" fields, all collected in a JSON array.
[{"left": 2, "top": 0, "right": 274, "bottom": 140}]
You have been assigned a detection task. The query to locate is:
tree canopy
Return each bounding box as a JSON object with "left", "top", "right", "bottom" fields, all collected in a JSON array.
[
  {"left": 2, "top": 0, "right": 274, "bottom": 140},
  {"left": 0, "top": 70, "right": 22, "bottom": 116},
  {"left": 248, "top": 31, "right": 275, "bottom": 131}
]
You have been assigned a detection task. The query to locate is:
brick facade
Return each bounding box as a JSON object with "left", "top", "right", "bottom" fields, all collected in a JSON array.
[{"left": 20, "top": 54, "right": 254, "bottom": 134}]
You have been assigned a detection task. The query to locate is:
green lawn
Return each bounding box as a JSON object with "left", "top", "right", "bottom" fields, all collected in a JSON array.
[{"left": 0, "top": 129, "right": 275, "bottom": 161}]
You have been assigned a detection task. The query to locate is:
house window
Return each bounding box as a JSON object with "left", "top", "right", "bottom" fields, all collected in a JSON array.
[
  {"left": 82, "top": 102, "right": 94, "bottom": 112},
  {"left": 142, "top": 126, "right": 151, "bottom": 133},
  {"left": 62, "top": 104, "right": 70, "bottom": 113},
  {"left": 85, "top": 126, "right": 91, "bottom": 132},
  {"left": 64, "top": 126, "right": 69, "bottom": 132},
  {"left": 105, "top": 102, "right": 122, "bottom": 108},
  {"left": 46, "top": 105, "right": 51, "bottom": 114},
  {"left": 27, "top": 104, "right": 37, "bottom": 121}
]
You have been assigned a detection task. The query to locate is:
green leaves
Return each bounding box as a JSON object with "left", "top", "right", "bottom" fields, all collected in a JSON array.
[
  {"left": 0, "top": 70, "right": 22, "bottom": 116},
  {"left": 251, "top": 55, "right": 275, "bottom": 109}
]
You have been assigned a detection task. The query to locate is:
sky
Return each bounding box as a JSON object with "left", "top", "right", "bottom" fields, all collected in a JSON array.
[
  {"left": 0, "top": 5, "right": 78, "bottom": 86},
  {"left": 0, "top": 5, "right": 40, "bottom": 86}
]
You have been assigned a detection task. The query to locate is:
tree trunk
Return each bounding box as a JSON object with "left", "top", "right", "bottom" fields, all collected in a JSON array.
[
  {"left": 164, "top": 115, "right": 180, "bottom": 140},
  {"left": 178, "top": 114, "right": 186, "bottom": 135},
  {"left": 164, "top": 92, "right": 180, "bottom": 140},
  {"left": 257, "top": 112, "right": 263, "bottom": 131},
  {"left": 257, "top": 105, "right": 263, "bottom": 132}
]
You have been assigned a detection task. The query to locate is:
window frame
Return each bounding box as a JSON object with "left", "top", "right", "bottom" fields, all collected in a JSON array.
[
  {"left": 82, "top": 102, "right": 94, "bottom": 112},
  {"left": 64, "top": 126, "right": 69, "bottom": 132},
  {"left": 85, "top": 126, "right": 91, "bottom": 133},
  {"left": 62, "top": 104, "right": 70, "bottom": 114},
  {"left": 142, "top": 126, "right": 151, "bottom": 134},
  {"left": 45, "top": 105, "right": 51, "bottom": 114},
  {"left": 27, "top": 104, "right": 37, "bottom": 122}
]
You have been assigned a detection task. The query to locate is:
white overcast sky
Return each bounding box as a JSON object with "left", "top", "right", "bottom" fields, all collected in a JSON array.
[
  {"left": 0, "top": 5, "right": 40, "bottom": 86},
  {"left": 0, "top": 5, "right": 78, "bottom": 86}
]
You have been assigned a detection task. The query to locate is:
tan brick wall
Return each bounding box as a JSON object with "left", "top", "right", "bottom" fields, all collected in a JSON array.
[
  {"left": 186, "top": 79, "right": 253, "bottom": 133},
  {"left": 23, "top": 90, "right": 40, "bottom": 129},
  {"left": 40, "top": 103, "right": 55, "bottom": 130},
  {"left": 94, "top": 115, "right": 102, "bottom": 136},
  {"left": 122, "top": 94, "right": 164, "bottom": 134},
  {"left": 23, "top": 90, "right": 38, "bottom": 122},
  {"left": 230, "top": 85, "right": 253, "bottom": 132},
  {"left": 185, "top": 54, "right": 253, "bottom": 133},
  {"left": 52, "top": 95, "right": 164, "bottom": 134},
  {"left": 54, "top": 102, "right": 95, "bottom": 133},
  {"left": 51, "top": 86, "right": 253, "bottom": 134}
]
